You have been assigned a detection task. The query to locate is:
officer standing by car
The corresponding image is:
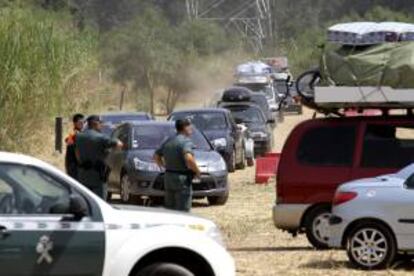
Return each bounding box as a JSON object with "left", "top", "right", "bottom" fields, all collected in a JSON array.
[
  {"left": 76, "top": 115, "right": 123, "bottom": 199},
  {"left": 65, "top": 113, "right": 84, "bottom": 180},
  {"left": 154, "top": 119, "right": 201, "bottom": 212}
]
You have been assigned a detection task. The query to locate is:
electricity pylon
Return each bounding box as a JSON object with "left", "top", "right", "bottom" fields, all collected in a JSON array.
[{"left": 186, "top": 0, "right": 273, "bottom": 53}]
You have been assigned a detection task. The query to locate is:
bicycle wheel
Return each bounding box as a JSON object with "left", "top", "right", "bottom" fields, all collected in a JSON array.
[{"left": 296, "top": 69, "right": 321, "bottom": 101}]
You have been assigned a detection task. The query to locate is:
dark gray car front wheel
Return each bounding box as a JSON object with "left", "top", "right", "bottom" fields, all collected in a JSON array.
[
  {"left": 208, "top": 192, "right": 229, "bottom": 206},
  {"left": 227, "top": 149, "right": 236, "bottom": 173},
  {"left": 236, "top": 147, "right": 246, "bottom": 170},
  {"left": 136, "top": 263, "right": 194, "bottom": 276}
]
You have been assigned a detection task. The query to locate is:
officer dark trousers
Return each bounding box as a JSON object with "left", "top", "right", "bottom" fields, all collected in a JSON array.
[{"left": 164, "top": 172, "right": 193, "bottom": 212}]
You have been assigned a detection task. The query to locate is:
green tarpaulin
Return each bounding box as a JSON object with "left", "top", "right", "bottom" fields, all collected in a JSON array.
[{"left": 320, "top": 42, "right": 414, "bottom": 88}]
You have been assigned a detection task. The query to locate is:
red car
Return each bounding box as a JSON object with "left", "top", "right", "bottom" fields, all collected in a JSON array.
[{"left": 273, "top": 115, "right": 414, "bottom": 248}]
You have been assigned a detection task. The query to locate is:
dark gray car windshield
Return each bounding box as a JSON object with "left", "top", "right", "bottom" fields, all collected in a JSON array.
[
  {"left": 102, "top": 114, "right": 149, "bottom": 124},
  {"left": 227, "top": 106, "right": 265, "bottom": 124},
  {"left": 250, "top": 95, "right": 269, "bottom": 112},
  {"left": 170, "top": 112, "right": 228, "bottom": 131},
  {"left": 133, "top": 125, "right": 211, "bottom": 150}
]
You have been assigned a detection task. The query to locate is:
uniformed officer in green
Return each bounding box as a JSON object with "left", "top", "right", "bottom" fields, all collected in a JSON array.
[
  {"left": 154, "top": 119, "right": 201, "bottom": 212},
  {"left": 75, "top": 115, "right": 123, "bottom": 199}
]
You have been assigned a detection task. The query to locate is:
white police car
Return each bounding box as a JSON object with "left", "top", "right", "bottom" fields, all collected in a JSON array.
[{"left": 0, "top": 152, "right": 235, "bottom": 276}]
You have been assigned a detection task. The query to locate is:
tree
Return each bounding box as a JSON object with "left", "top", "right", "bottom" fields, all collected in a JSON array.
[
  {"left": 102, "top": 8, "right": 180, "bottom": 114},
  {"left": 102, "top": 6, "right": 234, "bottom": 114}
]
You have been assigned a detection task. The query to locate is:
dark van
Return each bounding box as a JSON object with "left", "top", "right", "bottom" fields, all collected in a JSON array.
[{"left": 273, "top": 115, "right": 414, "bottom": 248}]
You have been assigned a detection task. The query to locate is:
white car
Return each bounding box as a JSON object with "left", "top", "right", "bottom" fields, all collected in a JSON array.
[
  {"left": 328, "top": 163, "right": 414, "bottom": 270},
  {"left": 0, "top": 152, "right": 235, "bottom": 276}
]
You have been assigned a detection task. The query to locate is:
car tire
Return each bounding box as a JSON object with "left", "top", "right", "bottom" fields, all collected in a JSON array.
[
  {"left": 277, "top": 110, "right": 284, "bottom": 123},
  {"left": 208, "top": 192, "right": 229, "bottom": 206},
  {"left": 106, "top": 191, "right": 112, "bottom": 201},
  {"left": 304, "top": 206, "right": 331, "bottom": 249},
  {"left": 247, "top": 157, "right": 254, "bottom": 167},
  {"left": 346, "top": 222, "right": 396, "bottom": 270},
  {"left": 236, "top": 147, "right": 246, "bottom": 170},
  {"left": 136, "top": 263, "right": 194, "bottom": 276},
  {"left": 149, "top": 197, "right": 164, "bottom": 206},
  {"left": 227, "top": 149, "right": 236, "bottom": 173},
  {"left": 297, "top": 105, "right": 303, "bottom": 115},
  {"left": 120, "top": 174, "right": 133, "bottom": 204}
]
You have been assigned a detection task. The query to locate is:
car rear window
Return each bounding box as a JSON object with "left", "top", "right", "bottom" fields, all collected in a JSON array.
[
  {"left": 170, "top": 112, "right": 228, "bottom": 131},
  {"left": 361, "top": 124, "right": 414, "bottom": 168},
  {"left": 102, "top": 114, "right": 149, "bottom": 124},
  {"left": 297, "top": 126, "right": 356, "bottom": 166},
  {"left": 227, "top": 106, "right": 265, "bottom": 124}
]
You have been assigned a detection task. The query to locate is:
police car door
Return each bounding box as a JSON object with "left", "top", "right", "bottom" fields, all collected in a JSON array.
[{"left": 0, "top": 164, "right": 105, "bottom": 276}]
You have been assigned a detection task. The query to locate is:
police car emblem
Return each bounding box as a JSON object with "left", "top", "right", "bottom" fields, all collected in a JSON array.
[{"left": 36, "top": 235, "right": 53, "bottom": 264}]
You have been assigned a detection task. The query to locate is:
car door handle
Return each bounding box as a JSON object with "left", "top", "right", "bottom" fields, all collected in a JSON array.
[{"left": 0, "top": 225, "right": 10, "bottom": 240}]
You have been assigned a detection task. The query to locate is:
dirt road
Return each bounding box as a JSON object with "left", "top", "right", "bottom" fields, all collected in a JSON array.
[{"left": 192, "top": 109, "right": 412, "bottom": 275}]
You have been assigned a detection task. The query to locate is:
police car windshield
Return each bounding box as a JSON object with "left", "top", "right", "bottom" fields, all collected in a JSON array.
[
  {"left": 102, "top": 114, "right": 149, "bottom": 125},
  {"left": 228, "top": 106, "right": 265, "bottom": 124},
  {"left": 170, "top": 112, "right": 228, "bottom": 131},
  {"left": 133, "top": 125, "right": 211, "bottom": 150}
]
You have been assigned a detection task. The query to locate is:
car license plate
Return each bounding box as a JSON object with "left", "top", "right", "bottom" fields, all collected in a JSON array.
[{"left": 192, "top": 178, "right": 201, "bottom": 184}]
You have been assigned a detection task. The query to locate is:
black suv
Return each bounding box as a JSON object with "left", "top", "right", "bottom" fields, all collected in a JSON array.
[
  {"left": 219, "top": 103, "right": 272, "bottom": 156},
  {"left": 168, "top": 108, "right": 250, "bottom": 172}
]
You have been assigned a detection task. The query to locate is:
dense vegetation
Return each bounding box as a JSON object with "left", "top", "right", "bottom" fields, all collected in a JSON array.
[{"left": 0, "top": 0, "right": 413, "bottom": 153}]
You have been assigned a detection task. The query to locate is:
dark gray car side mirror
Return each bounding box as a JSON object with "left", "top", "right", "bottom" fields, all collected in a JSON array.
[{"left": 405, "top": 174, "right": 414, "bottom": 189}]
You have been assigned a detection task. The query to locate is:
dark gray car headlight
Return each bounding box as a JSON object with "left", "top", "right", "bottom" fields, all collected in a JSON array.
[
  {"left": 133, "top": 157, "right": 162, "bottom": 172},
  {"left": 207, "top": 158, "right": 227, "bottom": 172},
  {"left": 212, "top": 138, "right": 227, "bottom": 148}
]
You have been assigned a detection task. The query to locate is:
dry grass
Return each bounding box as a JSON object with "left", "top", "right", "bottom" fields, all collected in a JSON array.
[{"left": 192, "top": 108, "right": 414, "bottom": 276}]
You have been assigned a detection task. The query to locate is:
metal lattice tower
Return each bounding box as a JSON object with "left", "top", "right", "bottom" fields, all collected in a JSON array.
[{"left": 185, "top": 0, "right": 273, "bottom": 52}]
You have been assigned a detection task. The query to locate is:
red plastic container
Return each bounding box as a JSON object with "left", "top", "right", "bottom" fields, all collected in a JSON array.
[{"left": 255, "top": 153, "right": 280, "bottom": 184}]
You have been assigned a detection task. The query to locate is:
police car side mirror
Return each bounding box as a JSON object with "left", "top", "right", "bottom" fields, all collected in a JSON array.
[{"left": 69, "top": 195, "right": 89, "bottom": 220}]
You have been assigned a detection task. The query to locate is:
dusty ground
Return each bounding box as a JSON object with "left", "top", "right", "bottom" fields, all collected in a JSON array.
[{"left": 191, "top": 108, "right": 413, "bottom": 276}]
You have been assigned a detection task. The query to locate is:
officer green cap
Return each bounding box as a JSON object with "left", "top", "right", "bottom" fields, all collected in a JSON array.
[
  {"left": 87, "top": 115, "right": 102, "bottom": 125},
  {"left": 175, "top": 118, "right": 191, "bottom": 132}
]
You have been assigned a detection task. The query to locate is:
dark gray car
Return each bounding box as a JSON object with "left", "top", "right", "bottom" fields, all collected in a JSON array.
[
  {"left": 168, "top": 108, "right": 249, "bottom": 172},
  {"left": 101, "top": 112, "right": 154, "bottom": 135},
  {"left": 106, "top": 121, "right": 229, "bottom": 206}
]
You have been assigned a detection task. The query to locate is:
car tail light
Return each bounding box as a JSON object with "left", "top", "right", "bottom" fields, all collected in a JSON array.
[{"left": 332, "top": 191, "right": 357, "bottom": 206}]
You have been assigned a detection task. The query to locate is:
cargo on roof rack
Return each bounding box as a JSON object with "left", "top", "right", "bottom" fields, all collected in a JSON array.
[
  {"left": 295, "top": 21, "right": 414, "bottom": 116},
  {"left": 222, "top": 87, "right": 252, "bottom": 102},
  {"left": 328, "top": 22, "right": 414, "bottom": 45},
  {"left": 314, "top": 86, "right": 414, "bottom": 109}
]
